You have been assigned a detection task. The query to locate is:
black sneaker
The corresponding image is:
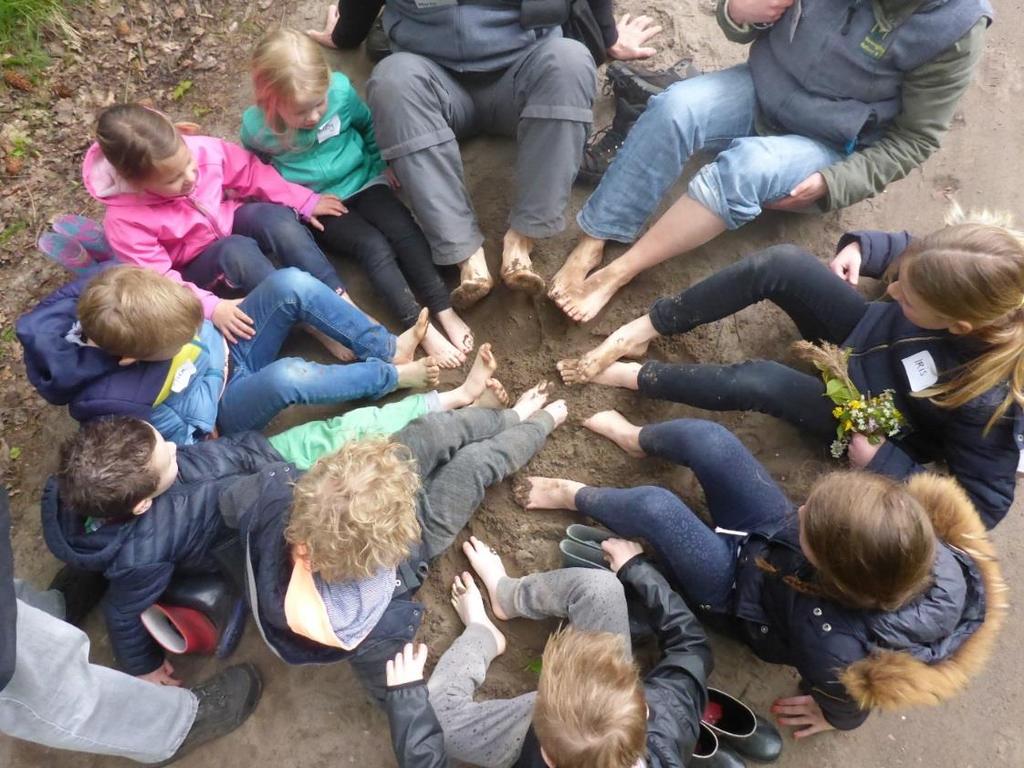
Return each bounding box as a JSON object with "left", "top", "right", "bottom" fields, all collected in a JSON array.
[
  {"left": 366, "top": 13, "right": 391, "bottom": 63},
  {"left": 47, "top": 565, "right": 107, "bottom": 627},
  {"left": 577, "top": 97, "right": 644, "bottom": 186},
  {"left": 157, "top": 663, "right": 263, "bottom": 766},
  {"left": 605, "top": 57, "right": 701, "bottom": 107}
]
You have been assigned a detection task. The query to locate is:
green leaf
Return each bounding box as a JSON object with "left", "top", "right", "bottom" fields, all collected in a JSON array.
[
  {"left": 825, "top": 379, "right": 853, "bottom": 402},
  {"left": 9, "top": 446, "right": 21, "bottom": 460},
  {"left": 170, "top": 79, "right": 193, "bottom": 101},
  {"left": 524, "top": 658, "right": 543, "bottom": 675},
  {"left": 0, "top": 326, "right": 15, "bottom": 343}
]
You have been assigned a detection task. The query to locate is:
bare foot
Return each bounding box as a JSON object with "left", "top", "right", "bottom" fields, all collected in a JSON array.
[
  {"left": 512, "top": 381, "right": 550, "bottom": 421},
  {"left": 461, "top": 536, "right": 510, "bottom": 621},
  {"left": 590, "top": 361, "right": 642, "bottom": 390},
  {"left": 396, "top": 357, "right": 440, "bottom": 389},
  {"left": 451, "top": 248, "right": 494, "bottom": 309},
  {"left": 304, "top": 325, "right": 355, "bottom": 362},
  {"left": 471, "top": 378, "right": 509, "bottom": 409},
  {"left": 582, "top": 410, "right": 645, "bottom": 458},
  {"left": 395, "top": 308, "right": 430, "bottom": 364},
  {"left": 422, "top": 323, "right": 465, "bottom": 369},
  {"left": 549, "top": 235, "right": 604, "bottom": 303},
  {"left": 514, "top": 476, "right": 584, "bottom": 511},
  {"left": 542, "top": 399, "right": 568, "bottom": 429},
  {"left": 451, "top": 572, "right": 507, "bottom": 653},
  {"left": 437, "top": 307, "right": 474, "bottom": 355},
  {"left": 305, "top": 4, "right": 339, "bottom": 48},
  {"left": 500, "top": 230, "right": 545, "bottom": 295},
  {"left": 560, "top": 265, "right": 629, "bottom": 323},
  {"left": 559, "top": 315, "right": 659, "bottom": 383},
  {"left": 439, "top": 343, "right": 497, "bottom": 409}
]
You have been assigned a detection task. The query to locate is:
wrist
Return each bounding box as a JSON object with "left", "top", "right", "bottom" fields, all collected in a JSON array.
[{"left": 723, "top": 0, "right": 752, "bottom": 29}]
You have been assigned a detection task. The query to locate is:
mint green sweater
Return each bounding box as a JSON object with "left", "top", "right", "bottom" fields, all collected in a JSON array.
[{"left": 240, "top": 72, "right": 387, "bottom": 201}]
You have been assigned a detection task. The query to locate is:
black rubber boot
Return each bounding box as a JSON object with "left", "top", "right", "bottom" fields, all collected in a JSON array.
[
  {"left": 366, "top": 13, "right": 391, "bottom": 63},
  {"left": 47, "top": 565, "right": 107, "bottom": 627},
  {"left": 157, "top": 663, "right": 263, "bottom": 766},
  {"left": 605, "top": 57, "right": 702, "bottom": 107},
  {"left": 577, "top": 97, "right": 644, "bottom": 186}
]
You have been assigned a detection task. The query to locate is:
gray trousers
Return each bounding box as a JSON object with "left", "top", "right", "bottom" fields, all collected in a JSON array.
[
  {"left": 0, "top": 580, "right": 196, "bottom": 763},
  {"left": 428, "top": 568, "right": 630, "bottom": 768},
  {"left": 367, "top": 36, "right": 596, "bottom": 265}
]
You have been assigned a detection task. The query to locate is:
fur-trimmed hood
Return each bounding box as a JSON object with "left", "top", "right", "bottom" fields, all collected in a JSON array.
[{"left": 840, "top": 474, "right": 1009, "bottom": 710}]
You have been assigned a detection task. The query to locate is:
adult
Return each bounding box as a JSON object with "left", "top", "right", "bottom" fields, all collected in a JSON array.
[
  {"left": 551, "top": 0, "right": 992, "bottom": 322},
  {"left": 308, "top": 0, "right": 660, "bottom": 308}
]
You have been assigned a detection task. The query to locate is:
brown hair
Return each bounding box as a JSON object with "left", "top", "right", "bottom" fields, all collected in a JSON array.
[
  {"left": 58, "top": 417, "right": 160, "bottom": 519},
  {"left": 95, "top": 104, "right": 182, "bottom": 182},
  {"left": 533, "top": 628, "right": 647, "bottom": 768},
  {"left": 78, "top": 266, "right": 202, "bottom": 359},
  {"left": 251, "top": 27, "right": 331, "bottom": 141},
  {"left": 782, "top": 471, "right": 936, "bottom": 612},
  {"left": 285, "top": 438, "right": 421, "bottom": 583},
  {"left": 894, "top": 206, "right": 1024, "bottom": 431}
]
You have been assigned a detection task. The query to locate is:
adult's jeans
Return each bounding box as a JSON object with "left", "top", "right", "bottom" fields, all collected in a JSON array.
[
  {"left": 637, "top": 245, "right": 870, "bottom": 439},
  {"left": 0, "top": 580, "right": 195, "bottom": 763},
  {"left": 182, "top": 202, "right": 344, "bottom": 295},
  {"left": 576, "top": 419, "right": 794, "bottom": 608},
  {"left": 218, "top": 268, "right": 398, "bottom": 434},
  {"left": 578, "top": 64, "right": 843, "bottom": 238}
]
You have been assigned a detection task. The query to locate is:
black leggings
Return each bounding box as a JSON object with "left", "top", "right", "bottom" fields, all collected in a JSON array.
[
  {"left": 314, "top": 184, "right": 450, "bottom": 327},
  {"left": 638, "top": 245, "right": 870, "bottom": 439}
]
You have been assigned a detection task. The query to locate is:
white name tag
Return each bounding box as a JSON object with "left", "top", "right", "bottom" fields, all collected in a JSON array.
[
  {"left": 414, "top": 0, "right": 457, "bottom": 7},
  {"left": 901, "top": 350, "right": 938, "bottom": 392},
  {"left": 316, "top": 115, "right": 341, "bottom": 144},
  {"left": 170, "top": 360, "right": 197, "bottom": 393}
]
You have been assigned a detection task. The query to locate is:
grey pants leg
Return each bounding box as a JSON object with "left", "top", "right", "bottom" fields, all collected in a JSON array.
[
  {"left": 429, "top": 569, "right": 629, "bottom": 768},
  {"left": 419, "top": 411, "right": 555, "bottom": 559},
  {"left": 1, "top": 582, "right": 196, "bottom": 763},
  {"left": 395, "top": 407, "right": 520, "bottom": 479},
  {"left": 368, "top": 52, "right": 484, "bottom": 266}
]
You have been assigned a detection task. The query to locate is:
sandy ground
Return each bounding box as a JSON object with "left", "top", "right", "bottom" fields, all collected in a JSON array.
[{"left": 4, "top": 0, "right": 1024, "bottom": 766}]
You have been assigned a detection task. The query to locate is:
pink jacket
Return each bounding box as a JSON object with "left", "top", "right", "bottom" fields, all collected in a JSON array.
[{"left": 82, "top": 135, "right": 321, "bottom": 318}]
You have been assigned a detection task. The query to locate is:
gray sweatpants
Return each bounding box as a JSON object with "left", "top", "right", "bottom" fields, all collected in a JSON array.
[
  {"left": 367, "top": 36, "right": 596, "bottom": 265},
  {"left": 428, "top": 568, "right": 630, "bottom": 768}
]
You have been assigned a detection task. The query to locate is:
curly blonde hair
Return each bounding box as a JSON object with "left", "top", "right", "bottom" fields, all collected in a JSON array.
[{"left": 285, "top": 438, "right": 422, "bottom": 582}]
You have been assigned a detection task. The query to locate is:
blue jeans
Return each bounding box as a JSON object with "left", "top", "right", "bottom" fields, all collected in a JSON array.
[
  {"left": 217, "top": 268, "right": 399, "bottom": 434},
  {"left": 182, "top": 202, "right": 344, "bottom": 294},
  {"left": 578, "top": 64, "right": 843, "bottom": 237},
  {"left": 575, "top": 419, "right": 793, "bottom": 608}
]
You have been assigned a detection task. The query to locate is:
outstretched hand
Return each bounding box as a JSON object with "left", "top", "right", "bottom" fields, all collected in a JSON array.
[
  {"left": 386, "top": 643, "right": 429, "bottom": 687},
  {"left": 771, "top": 695, "right": 834, "bottom": 739},
  {"left": 607, "top": 14, "right": 662, "bottom": 60},
  {"left": 764, "top": 172, "right": 827, "bottom": 212}
]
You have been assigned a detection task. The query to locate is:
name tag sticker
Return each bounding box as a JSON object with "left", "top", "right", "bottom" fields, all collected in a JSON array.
[
  {"left": 171, "top": 359, "right": 198, "bottom": 393},
  {"left": 901, "top": 350, "right": 938, "bottom": 392},
  {"left": 316, "top": 115, "right": 342, "bottom": 143},
  {"left": 413, "top": 0, "right": 457, "bottom": 7}
]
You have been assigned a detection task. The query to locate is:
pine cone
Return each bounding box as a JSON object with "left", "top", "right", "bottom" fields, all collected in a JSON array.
[{"left": 3, "top": 70, "right": 35, "bottom": 93}]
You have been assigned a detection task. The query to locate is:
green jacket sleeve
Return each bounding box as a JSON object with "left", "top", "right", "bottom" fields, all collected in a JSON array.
[
  {"left": 716, "top": 0, "right": 763, "bottom": 44},
  {"left": 346, "top": 84, "right": 385, "bottom": 171},
  {"left": 820, "top": 19, "right": 986, "bottom": 211},
  {"left": 268, "top": 394, "right": 430, "bottom": 469}
]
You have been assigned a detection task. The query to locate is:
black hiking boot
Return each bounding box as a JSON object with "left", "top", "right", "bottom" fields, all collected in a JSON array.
[
  {"left": 47, "top": 565, "right": 107, "bottom": 627},
  {"left": 577, "top": 97, "right": 644, "bottom": 186},
  {"left": 605, "top": 57, "right": 702, "bottom": 107},
  {"left": 366, "top": 13, "right": 391, "bottom": 63},
  {"left": 157, "top": 663, "right": 263, "bottom": 766}
]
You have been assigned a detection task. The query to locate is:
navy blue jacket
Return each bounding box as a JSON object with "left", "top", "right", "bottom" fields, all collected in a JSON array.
[
  {"left": 837, "top": 229, "right": 1022, "bottom": 528},
  {"left": 0, "top": 489, "right": 16, "bottom": 692},
  {"left": 40, "top": 432, "right": 284, "bottom": 675}
]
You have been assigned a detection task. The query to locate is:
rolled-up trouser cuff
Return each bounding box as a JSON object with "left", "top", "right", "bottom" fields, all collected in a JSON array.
[
  {"left": 688, "top": 164, "right": 745, "bottom": 230},
  {"left": 379, "top": 126, "right": 457, "bottom": 162},
  {"left": 576, "top": 205, "right": 643, "bottom": 244},
  {"left": 520, "top": 104, "right": 593, "bottom": 123}
]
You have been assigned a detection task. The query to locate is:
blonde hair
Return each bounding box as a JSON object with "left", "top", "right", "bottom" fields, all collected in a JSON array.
[
  {"left": 251, "top": 27, "right": 331, "bottom": 141},
  {"left": 285, "top": 438, "right": 421, "bottom": 583},
  {"left": 96, "top": 104, "right": 182, "bottom": 182},
  {"left": 533, "top": 628, "right": 647, "bottom": 768},
  {"left": 79, "top": 266, "right": 202, "bottom": 359},
  {"left": 895, "top": 205, "right": 1024, "bottom": 430}
]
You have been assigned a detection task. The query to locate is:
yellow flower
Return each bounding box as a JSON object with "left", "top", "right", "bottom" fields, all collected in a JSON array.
[
  {"left": 849, "top": 400, "right": 862, "bottom": 409},
  {"left": 844, "top": 420, "right": 853, "bottom": 430},
  {"left": 832, "top": 407, "right": 843, "bottom": 418}
]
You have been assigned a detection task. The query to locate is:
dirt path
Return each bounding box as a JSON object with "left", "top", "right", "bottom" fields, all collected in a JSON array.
[{"left": 2, "top": 0, "right": 1023, "bottom": 766}]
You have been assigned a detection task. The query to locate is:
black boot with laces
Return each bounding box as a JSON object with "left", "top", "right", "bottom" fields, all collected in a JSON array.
[{"left": 577, "top": 97, "right": 645, "bottom": 186}]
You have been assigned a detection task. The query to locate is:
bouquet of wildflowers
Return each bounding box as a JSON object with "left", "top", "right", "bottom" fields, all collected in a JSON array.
[{"left": 792, "top": 341, "right": 905, "bottom": 458}]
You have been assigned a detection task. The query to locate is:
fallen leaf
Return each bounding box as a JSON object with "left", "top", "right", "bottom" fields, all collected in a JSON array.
[
  {"left": 170, "top": 79, "right": 193, "bottom": 100},
  {"left": 4, "top": 157, "right": 24, "bottom": 175},
  {"left": 115, "top": 19, "right": 131, "bottom": 38},
  {"left": 3, "top": 71, "right": 34, "bottom": 93}
]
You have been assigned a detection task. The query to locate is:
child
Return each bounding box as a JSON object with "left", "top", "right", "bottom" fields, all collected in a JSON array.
[
  {"left": 400, "top": 534, "right": 710, "bottom": 768},
  {"left": 557, "top": 212, "right": 1024, "bottom": 528},
  {"left": 521, "top": 415, "right": 1008, "bottom": 736},
  {"left": 46, "top": 349, "right": 502, "bottom": 682},
  {"left": 229, "top": 384, "right": 567, "bottom": 702},
  {"left": 86, "top": 103, "right": 348, "bottom": 342},
  {"left": 242, "top": 28, "right": 473, "bottom": 368},
  {"left": 18, "top": 264, "right": 438, "bottom": 444}
]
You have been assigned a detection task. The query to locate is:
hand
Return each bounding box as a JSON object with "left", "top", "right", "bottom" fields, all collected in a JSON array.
[
  {"left": 212, "top": 298, "right": 255, "bottom": 344},
  {"left": 771, "top": 695, "right": 834, "bottom": 739},
  {"left": 848, "top": 433, "right": 884, "bottom": 468},
  {"left": 830, "top": 241, "right": 863, "bottom": 286},
  {"left": 308, "top": 194, "right": 348, "bottom": 231},
  {"left": 384, "top": 167, "right": 401, "bottom": 190},
  {"left": 137, "top": 659, "right": 182, "bottom": 686},
  {"left": 386, "top": 643, "right": 429, "bottom": 687},
  {"left": 607, "top": 14, "right": 663, "bottom": 61},
  {"left": 764, "top": 172, "right": 827, "bottom": 212},
  {"left": 727, "top": 0, "right": 796, "bottom": 25},
  {"left": 601, "top": 538, "right": 644, "bottom": 573}
]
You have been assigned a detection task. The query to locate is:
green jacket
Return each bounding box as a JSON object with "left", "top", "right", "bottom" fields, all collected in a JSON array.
[
  {"left": 240, "top": 71, "right": 387, "bottom": 201},
  {"left": 717, "top": 0, "right": 986, "bottom": 210}
]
